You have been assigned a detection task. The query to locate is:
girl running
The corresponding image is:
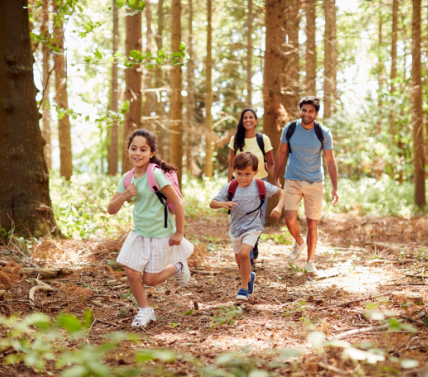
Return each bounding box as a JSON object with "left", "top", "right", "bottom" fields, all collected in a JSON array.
[
  {"left": 228, "top": 109, "right": 275, "bottom": 266},
  {"left": 108, "top": 129, "right": 193, "bottom": 328}
]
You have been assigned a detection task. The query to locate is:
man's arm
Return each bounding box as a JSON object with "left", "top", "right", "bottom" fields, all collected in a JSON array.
[
  {"left": 273, "top": 142, "right": 288, "bottom": 188},
  {"left": 323, "top": 149, "right": 339, "bottom": 204}
]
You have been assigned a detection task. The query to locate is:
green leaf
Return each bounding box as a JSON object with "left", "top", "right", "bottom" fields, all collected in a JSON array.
[
  {"left": 61, "top": 365, "right": 88, "bottom": 377},
  {"left": 94, "top": 48, "right": 102, "bottom": 59},
  {"left": 83, "top": 309, "right": 93, "bottom": 328},
  {"left": 184, "top": 310, "right": 193, "bottom": 316},
  {"left": 55, "top": 313, "right": 82, "bottom": 333},
  {"left": 23, "top": 313, "right": 50, "bottom": 330}
]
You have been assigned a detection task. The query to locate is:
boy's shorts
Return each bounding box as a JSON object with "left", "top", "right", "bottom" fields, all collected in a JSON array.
[
  {"left": 283, "top": 180, "right": 324, "bottom": 220},
  {"left": 230, "top": 230, "right": 262, "bottom": 254}
]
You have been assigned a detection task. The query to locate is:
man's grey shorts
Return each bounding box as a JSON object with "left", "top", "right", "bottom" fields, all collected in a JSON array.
[{"left": 229, "top": 230, "right": 262, "bottom": 254}]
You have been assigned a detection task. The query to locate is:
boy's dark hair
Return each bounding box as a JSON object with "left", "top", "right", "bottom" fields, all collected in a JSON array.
[
  {"left": 233, "top": 152, "right": 258, "bottom": 171},
  {"left": 298, "top": 96, "right": 320, "bottom": 112}
]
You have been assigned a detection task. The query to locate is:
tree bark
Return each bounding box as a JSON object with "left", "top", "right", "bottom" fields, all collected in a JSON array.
[
  {"left": 41, "top": 0, "right": 51, "bottom": 170},
  {"left": 283, "top": 0, "right": 300, "bottom": 120},
  {"left": 154, "top": 0, "right": 164, "bottom": 158},
  {"left": 305, "top": 0, "right": 316, "bottom": 96},
  {"left": 185, "top": 0, "right": 194, "bottom": 176},
  {"left": 170, "top": 0, "right": 183, "bottom": 185},
  {"left": 323, "top": 0, "right": 333, "bottom": 119},
  {"left": 144, "top": 0, "right": 153, "bottom": 126},
  {"left": 246, "top": 0, "right": 253, "bottom": 107},
  {"left": 411, "top": 0, "right": 426, "bottom": 206},
  {"left": 264, "top": 0, "right": 287, "bottom": 226},
  {"left": 108, "top": 0, "right": 119, "bottom": 176},
  {"left": 53, "top": 0, "right": 72, "bottom": 180},
  {"left": 122, "top": 10, "right": 142, "bottom": 173},
  {"left": 0, "top": 0, "right": 57, "bottom": 237},
  {"left": 204, "top": 0, "right": 213, "bottom": 179}
]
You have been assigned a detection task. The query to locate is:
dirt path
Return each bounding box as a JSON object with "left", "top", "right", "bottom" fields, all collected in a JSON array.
[{"left": 1, "top": 215, "right": 427, "bottom": 375}]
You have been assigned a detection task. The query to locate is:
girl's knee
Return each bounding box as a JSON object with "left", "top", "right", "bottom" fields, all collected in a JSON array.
[
  {"left": 239, "top": 251, "right": 250, "bottom": 260},
  {"left": 142, "top": 275, "right": 157, "bottom": 286},
  {"left": 125, "top": 267, "right": 140, "bottom": 280}
]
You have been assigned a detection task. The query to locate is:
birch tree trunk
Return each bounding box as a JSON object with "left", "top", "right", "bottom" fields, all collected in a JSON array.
[
  {"left": 122, "top": 10, "right": 142, "bottom": 173},
  {"left": 264, "top": 0, "right": 287, "bottom": 226},
  {"left": 185, "top": 0, "right": 194, "bottom": 176},
  {"left": 305, "top": 0, "right": 316, "bottom": 96},
  {"left": 170, "top": 0, "right": 183, "bottom": 185},
  {"left": 53, "top": 0, "right": 72, "bottom": 180},
  {"left": 246, "top": 0, "right": 253, "bottom": 107},
  {"left": 41, "top": 0, "right": 51, "bottom": 170},
  {"left": 411, "top": 0, "right": 426, "bottom": 206},
  {"left": 155, "top": 0, "right": 164, "bottom": 158},
  {"left": 0, "top": 0, "right": 57, "bottom": 237},
  {"left": 204, "top": 0, "right": 213, "bottom": 179},
  {"left": 108, "top": 0, "right": 119, "bottom": 175}
]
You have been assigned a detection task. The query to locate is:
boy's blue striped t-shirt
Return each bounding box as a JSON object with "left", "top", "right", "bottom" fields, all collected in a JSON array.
[{"left": 280, "top": 119, "right": 333, "bottom": 182}]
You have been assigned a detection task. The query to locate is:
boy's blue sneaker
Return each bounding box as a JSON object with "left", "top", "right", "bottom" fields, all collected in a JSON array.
[
  {"left": 236, "top": 288, "right": 249, "bottom": 300},
  {"left": 248, "top": 271, "right": 256, "bottom": 294}
]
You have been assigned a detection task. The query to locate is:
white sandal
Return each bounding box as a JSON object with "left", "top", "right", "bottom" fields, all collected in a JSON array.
[{"left": 131, "top": 308, "right": 156, "bottom": 328}]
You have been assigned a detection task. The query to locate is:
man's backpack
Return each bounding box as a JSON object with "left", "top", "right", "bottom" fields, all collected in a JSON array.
[
  {"left": 226, "top": 179, "right": 266, "bottom": 218},
  {"left": 285, "top": 120, "right": 324, "bottom": 156},
  {"left": 124, "top": 163, "right": 182, "bottom": 228},
  {"left": 234, "top": 132, "right": 266, "bottom": 162}
]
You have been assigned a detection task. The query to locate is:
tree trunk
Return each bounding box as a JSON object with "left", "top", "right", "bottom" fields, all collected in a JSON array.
[
  {"left": 41, "top": 0, "right": 51, "bottom": 170},
  {"left": 170, "top": 0, "right": 183, "bottom": 185},
  {"left": 122, "top": 10, "right": 142, "bottom": 173},
  {"left": 378, "top": 14, "right": 384, "bottom": 126},
  {"left": 204, "top": 0, "right": 213, "bottom": 179},
  {"left": 331, "top": 0, "right": 337, "bottom": 107},
  {"left": 411, "top": 0, "right": 426, "bottom": 206},
  {"left": 264, "top": 0, "right": 287, "bottom": 226},
  {"left": 185, "top": 0, "right": 194, "bottom": 176},
  {"left": 283, "top": 0, "right": 300, "bottom": 120},
  {"left": 144, "top": 0, "right": 153, "bottom": 126},
  {"left": 305, "top": 0, "right": 316, "bottom": 96},
  {"left": 109, "top": 0, "right": 119, "bottom": 176},
  {"left": 246, "top": 0, "right": 253, "bottom": 107},
  {"left": 0, "top": 0, "right": 57, "bottom": 237},
  {"left": 323, "top": 0, "right": 333, "bottom": 119},
  {"left": 53, "top": 0, "right": 72, "bottom": 180},
  {"left": 154, "top": 0, "right": 164, "bottom": 158}
]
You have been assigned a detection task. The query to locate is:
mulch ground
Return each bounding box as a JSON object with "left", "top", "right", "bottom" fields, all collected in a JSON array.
[{"left": 1, "top": 214, "right": 428, "bottom": 376}]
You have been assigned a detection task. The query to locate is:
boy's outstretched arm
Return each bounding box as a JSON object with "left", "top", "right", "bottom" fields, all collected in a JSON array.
[
  {"left": 210, "top": 200, "right": 238, "bottom": 211},
  {"left": 270, "top": 188, "right": 286, "bottom": 218}
]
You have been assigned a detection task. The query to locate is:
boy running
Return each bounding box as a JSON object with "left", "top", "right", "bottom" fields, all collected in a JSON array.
[{"left": 210, "top": 152, "right": 286, "bottom": 300}]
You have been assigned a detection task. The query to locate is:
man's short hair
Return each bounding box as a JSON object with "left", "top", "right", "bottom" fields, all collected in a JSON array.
[
  {"left": 233, "top": 152, "right": 258, "bottom": 171},
  {"left": 299, "top": 96, "right": 320, "bottom": 112}
]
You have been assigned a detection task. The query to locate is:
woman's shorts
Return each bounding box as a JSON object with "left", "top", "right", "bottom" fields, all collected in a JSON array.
[
  {"left": 116, "top": 231, "right": 194, "bottom": 273},
  {"left": 230, "top": 230, "right": 262, "bottom": 254}
]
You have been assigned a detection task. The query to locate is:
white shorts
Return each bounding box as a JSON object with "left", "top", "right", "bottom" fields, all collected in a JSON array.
[
  {"left": 116, "top": 231, "right": 194, "bottom": 273},
  {"left": 230, "top": 230, "right": 262, "bottom": 254}
]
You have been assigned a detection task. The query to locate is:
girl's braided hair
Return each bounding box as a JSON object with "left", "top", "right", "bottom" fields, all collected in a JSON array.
[{"left": 127, "top": 129, "right": 177, "bottom": 173}]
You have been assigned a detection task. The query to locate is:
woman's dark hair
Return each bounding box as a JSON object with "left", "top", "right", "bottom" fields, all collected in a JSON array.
[
  {"left": 127, "top": 129, "right": 177, "bottom": 173},
  {"left": 298, "top": 96, "right": 320, "bottom": 112},
  {"left": 233, "top": 109, "right": 258, "bottom": 153}
]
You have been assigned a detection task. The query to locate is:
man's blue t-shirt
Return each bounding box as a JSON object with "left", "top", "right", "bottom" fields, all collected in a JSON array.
[{"left": 280, "top": 119, "right": 333, "bottom": 182}]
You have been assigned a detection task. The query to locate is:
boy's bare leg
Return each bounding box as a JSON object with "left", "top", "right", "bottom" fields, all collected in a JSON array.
[
  {"left": 235, "top": 244, "right": 253, "bottom": 290},
  {"left": 285, "top": 210, "right": 304, "bottom": 245},
  {"left": 143, "top": 264, "right": 177, "bottom": 286},
  {"left": 126, "top": 267, "right": 149, "bottom": 308},
  {"left": 306, "top": 218, "right": 318, "bottom": 261}
]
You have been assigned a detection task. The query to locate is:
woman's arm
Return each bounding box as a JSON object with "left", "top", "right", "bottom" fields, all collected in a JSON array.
[
  {"left": 162, "top": 185, "right": 184, "bottom": 245},
  {"left": 227, "top": 148, "right": 236, "bottom": 182},
  {"left": 265, "top": 150, "right": 275, "bottom": 178},
  {"left": 107, "top": 184, "right": 137, "bottom": 214}
]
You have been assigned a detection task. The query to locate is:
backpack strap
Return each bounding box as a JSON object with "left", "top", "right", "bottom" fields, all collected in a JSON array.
[
  {"left": 123, "top": 168, "right": 135, "bottom": 189},
  {"left": 256, "top": 132, "right": 266, "bottom": 158},
  {"left": 285, "top": 121, "right": 297, "bottom": 156},
  {"left": 147, "top": 163, "right": 168, "bottom": 228},
  {"left": 313, "top": 121, "right": 324, "bottom": 150},
  {"left": 227, "top": 179, "right": 239, "bottom": 215},
  {"left": 245, "top": 179, "right": 266, "bottom": 218}
]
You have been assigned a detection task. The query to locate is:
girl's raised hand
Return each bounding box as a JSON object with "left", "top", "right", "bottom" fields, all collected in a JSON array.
[{"left": 123, "top": 182, "right": 137, "bottom": 200}]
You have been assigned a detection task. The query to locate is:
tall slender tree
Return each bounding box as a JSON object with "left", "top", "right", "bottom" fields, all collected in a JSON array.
[
  {"left": 390, "top": 0, "right": 398, "bottom": 148},
  {"left": 264, "top": 0, "right": 287, "bottom": 225},
  {"left": 122, "top": 9, "right": 142, "bottom": 172},
  {"left": 144, "top": 0, "right": 153, "bottom": 124},
  {"left": 305, "top": 0, "right": 316, "bottom": 96},
  {"left": 0, "top": 0, "right": 57, "bottom": 237},
  {"left": 185, "top": 0, "right": 194, "bottom": 176},
  {"left": 283, "top": 0, "right": 300, "bottom": 120},
  {"left": 170, "top": 0, "right": 183, "bottom": 185},
  {"left": 108, "top": 0, "right": 119, "bottom": 175},
  {"left": 204, "top": 0, "right": 213, "bottom": 179},
  {"left": 246, "top": 0, "right": 253, "bottom": 107},
  {"left": 411, "top": 0, "right": 426, "bottom": 206},
  {"left": 154, "top": 0, "right": 164, "bottom": 157},
  {"left": 323, "top": 0, "right": 335, "bottom": 118},
  {"left": 53, "top": 0, "right": 72, "bottom": 180},
  {"left": 41, "top": 0, "right": 51, "bottom": 170}
]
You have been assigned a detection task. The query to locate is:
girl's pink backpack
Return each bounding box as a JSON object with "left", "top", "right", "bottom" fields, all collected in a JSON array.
[{"left": 123, "top": 163, "right": 182, "bottom": 228}]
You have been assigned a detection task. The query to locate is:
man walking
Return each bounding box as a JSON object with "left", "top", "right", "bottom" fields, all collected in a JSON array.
[{"left": 273, "top": 96, "right": 339, "bottom": 273}]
